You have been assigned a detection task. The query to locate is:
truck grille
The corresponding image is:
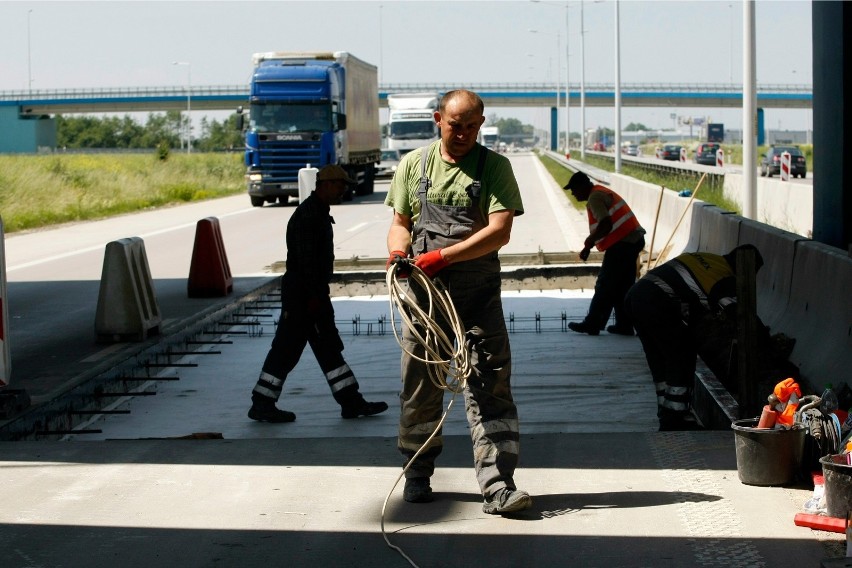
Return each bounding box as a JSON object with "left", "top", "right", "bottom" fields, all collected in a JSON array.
[{"left": 257, "top": 139, "right": 323, "bottom": 183}]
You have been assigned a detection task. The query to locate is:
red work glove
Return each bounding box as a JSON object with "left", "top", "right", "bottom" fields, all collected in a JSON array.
[
  {"left": 415, "top": 249, "right": 449, "bottom": 278},
  {"left": 386, "top": 250, "right": 411, "bottom": 278}
]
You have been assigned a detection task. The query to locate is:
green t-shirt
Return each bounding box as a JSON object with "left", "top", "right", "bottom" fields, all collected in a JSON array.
[{"left": 384, "top": 141, "right": 524, "bottom": 225}]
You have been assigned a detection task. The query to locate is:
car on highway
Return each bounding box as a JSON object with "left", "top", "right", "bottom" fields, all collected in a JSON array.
[
  {"left": 622, "top": 144, "right": 639, "bottom": 156},
  {"left": 660, "top": 144, "right": 683, "bottom": 161},
  {"left": 376, "top": 149, "right": 401, "bottom": 178},
  {"left": 760, "top": 145, "right": 807, "bottom": 178},
  {"left": 693, "top": 142, "right": 722, "bottom": 166}
]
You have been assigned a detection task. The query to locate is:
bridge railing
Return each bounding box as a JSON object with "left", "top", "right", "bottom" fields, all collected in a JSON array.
[{"left": 0, "top": 82, "right": 813, "bottom": 102}]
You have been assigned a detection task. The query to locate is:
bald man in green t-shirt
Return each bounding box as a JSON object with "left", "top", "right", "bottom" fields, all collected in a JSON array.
[{"left": 384, "top": 89, "right": 531, "bottom": 516}]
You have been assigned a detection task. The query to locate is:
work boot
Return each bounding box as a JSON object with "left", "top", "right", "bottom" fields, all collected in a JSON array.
[
  {"left": 403, "top": 477, "right": 433, "bottom": 503},
  {"left": 248, "top": 395, "right": 296, "bottom": 423},
  {"left": 340, "top": 397, "right": 388, "bottom": 419},
  {"left": 606, "top": 324, "right": 635, "bottom": 336},
  {"left": 482, "top": 488, "right": 532, "bottom": 515},
  {"left": 567, "top": 321, "right": 599, "bottom": 336}
]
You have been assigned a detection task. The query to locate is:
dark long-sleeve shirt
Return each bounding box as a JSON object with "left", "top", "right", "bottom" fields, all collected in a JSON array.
[{"left": 282, "top": 193, "right": 335, "bottom": 297}]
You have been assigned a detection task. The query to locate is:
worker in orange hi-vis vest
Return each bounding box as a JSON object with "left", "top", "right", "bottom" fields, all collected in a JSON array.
[{"left": 564, "top": 172, "right": 646, "bottom": 336}]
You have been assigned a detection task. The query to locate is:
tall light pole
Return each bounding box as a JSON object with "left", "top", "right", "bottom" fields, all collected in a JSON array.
[
  {"left": 529, "top": 29, "right": 562, "bottom": 151},
  {"left": 614, "top": 0, "right": 622, "bottom": 173},
  {"left": 27, "top": 9, "right": 33, "bottom": 92},
  {"left": 531, "top": 1, "right": 570, "bottom": 152},
  {"left": 378, "top": 4, "right": 384, "bottom": 85},
  {"left": 580, "top": 0, "right": 586, "bottom": 159},
  {"left": 173, "top": 61, "right": 191, "bottom": 154},
  {"left": 563, "top": 3, "right": 570, "bottom": 151}
]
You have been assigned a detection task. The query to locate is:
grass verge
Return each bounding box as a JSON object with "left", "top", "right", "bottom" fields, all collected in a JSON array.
[{"left": 0, "top": 152, "right": 245, "bottom": 233}]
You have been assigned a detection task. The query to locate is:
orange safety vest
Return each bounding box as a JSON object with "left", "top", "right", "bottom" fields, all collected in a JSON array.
[{"left": 587, "top": 185, "right": 641, "bottom": 251}]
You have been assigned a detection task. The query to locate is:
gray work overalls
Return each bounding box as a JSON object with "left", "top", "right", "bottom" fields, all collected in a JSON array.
[{"left": 398, "top": 143, "right": 521, "bottom": 499}]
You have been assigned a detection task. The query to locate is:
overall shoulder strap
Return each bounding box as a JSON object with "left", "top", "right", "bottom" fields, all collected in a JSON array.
[
  {"left": 467, "top": 145, "right": 489, "bottom": 199},
  {"left": 418, "top": 145, "right": 431, "bottom": 197}
]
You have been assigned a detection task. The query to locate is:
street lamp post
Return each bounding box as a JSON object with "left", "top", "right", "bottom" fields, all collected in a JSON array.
[
  {"left": 529, "top": 29, "right": 561, "bottom": 151},
  {"left": 614, "top": 0, "right": 622, "bottom": 173},
  {"left": 27, "top": 9, "right": 33, "bottom": 92},
  {"left": 580, "top": 0, "right": 586, "bottom": 159},
  {"left": 173, "top": 61, "right": 191, "bottom": 154},
  {"left": 531, "top": 1, "right": 570, "bottom": 152}
]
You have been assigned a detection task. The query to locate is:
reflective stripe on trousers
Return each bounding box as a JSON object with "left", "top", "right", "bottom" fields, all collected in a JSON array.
[{"left": 398, "top": 271, "right": 520, "bottom": 496}]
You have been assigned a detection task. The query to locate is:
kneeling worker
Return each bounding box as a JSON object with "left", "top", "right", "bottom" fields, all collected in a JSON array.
[{"left": 626, "top": 244, "right": 763, "bottom": 430}]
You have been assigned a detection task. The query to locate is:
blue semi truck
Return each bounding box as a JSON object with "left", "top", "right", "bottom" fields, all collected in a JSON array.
[{"left": 237, "top": 51, "right": 381, "bottom": 206}]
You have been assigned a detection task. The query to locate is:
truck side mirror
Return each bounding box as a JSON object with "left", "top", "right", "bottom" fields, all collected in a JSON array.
[
  {"left": 234, "top": 106, "right": 245, "bottom": 131},
  {"left": 336, "top": 113, "right": 347, "bottom": 131}
]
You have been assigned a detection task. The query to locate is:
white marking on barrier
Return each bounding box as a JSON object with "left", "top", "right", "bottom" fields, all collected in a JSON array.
[
  {"left": 716, "top": 148, "right": 724, "bottom": 168},
  {"left": 780, "top": 151, "right": 791, "bottom": 181}
]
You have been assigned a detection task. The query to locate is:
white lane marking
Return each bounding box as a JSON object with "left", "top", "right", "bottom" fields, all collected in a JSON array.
[{"left": 6, "top": 207, "right": 256, "bottom": 272}]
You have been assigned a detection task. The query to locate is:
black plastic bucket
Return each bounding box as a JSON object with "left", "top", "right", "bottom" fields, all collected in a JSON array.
[
  {"left": 731, "top": 418, "right": 806, "bottom": 486},
  {"left": 820, "top": 454, "right": 852, "bottom": 518}
]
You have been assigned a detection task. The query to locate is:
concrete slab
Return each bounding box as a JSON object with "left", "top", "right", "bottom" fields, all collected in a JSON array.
[{"left": 0, "top": 290, "right": 845, "bottom": 567}]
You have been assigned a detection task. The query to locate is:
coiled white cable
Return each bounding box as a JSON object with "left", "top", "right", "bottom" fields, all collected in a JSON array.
[{"left": 380, "top": 263, "right": 473, "bottom": 567}]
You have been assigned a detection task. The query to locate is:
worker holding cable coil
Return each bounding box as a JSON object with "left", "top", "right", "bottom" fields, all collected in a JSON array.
[{"left": 384, "top": 90, "right": 531, "bottom": 515}]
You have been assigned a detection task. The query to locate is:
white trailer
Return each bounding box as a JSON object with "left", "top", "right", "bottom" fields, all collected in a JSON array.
[
  {"left": 386, "top": 92, "right": 440, "bottom": 155},
  {"left": 479, "top": 126, "right": 500, "bottom": 149}
]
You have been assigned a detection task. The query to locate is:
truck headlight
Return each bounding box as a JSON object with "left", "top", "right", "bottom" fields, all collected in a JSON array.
[{"left": 248, "top": 173, "right": 263, "bottom": 182}]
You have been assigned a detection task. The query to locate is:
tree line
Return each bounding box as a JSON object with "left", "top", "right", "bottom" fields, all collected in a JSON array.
[
  {"left": 57, "top": 112, "right": 546, "bottom": 151},
  {"left": 57, "top": 111, "right": 244, "bottom": 152}
]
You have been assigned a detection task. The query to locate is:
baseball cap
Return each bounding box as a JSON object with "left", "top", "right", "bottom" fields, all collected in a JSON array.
[
  {"left": 317, "top": 164, "right": 355, "bottom": 184},
  {"left": 563, "top": 171, "right": 591, "bottom": 190}
]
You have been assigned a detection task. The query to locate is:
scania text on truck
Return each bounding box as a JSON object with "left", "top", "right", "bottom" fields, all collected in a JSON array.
[
  {"left": 237, "top": 51, "right": 381, "bottom": 206},
  {"left": 386, "top": 92, "right": 440, "bottom": 155}
]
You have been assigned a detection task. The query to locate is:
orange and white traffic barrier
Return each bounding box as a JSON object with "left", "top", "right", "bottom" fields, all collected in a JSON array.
[
  {"left": 187, "top": 217, "right": 233, "bottom": 298},
  {"left": 0, "top": 217, "right": 9, "bottom": 386},
  {"left": 716, "top": 148, "right": 724, "bottom": 168},
  {"left": 679, "top": 148, "right": 687, "bottom": 162},
  {"left": 655, "top": 147, "right": 661, "bottom": 159},
  {"left": 780, "top": 151, "right": 792, "bottom": 181},
  {"left": 94, "top": 237, "right": 162, "bottom": 343}
]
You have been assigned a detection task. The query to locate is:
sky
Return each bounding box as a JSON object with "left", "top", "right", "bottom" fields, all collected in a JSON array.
[{"left": 0, "top": 0, "right": 814, "bottom": 133}]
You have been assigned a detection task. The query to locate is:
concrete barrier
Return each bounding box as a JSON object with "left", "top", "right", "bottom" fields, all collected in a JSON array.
[
  {"left": 737, "top": 219, "right": 807, "bottom": 331},
  {"left": 610, "top": 174, "right": 698, "bottom": 266},
  {"left": 693, "top": 205, "right": 740, "bottom": 255},
  {"left": 187, "top": 217, "right": 233, "bottom": 298},
  {"left": 94, "top": 237, "right": 162, "bottom": 343},
  {"left": 723, "top": 173, "right": 813, "bottom": 237},
  {"left": 773, "top": 241, "right": 852, "bottom": 386}
]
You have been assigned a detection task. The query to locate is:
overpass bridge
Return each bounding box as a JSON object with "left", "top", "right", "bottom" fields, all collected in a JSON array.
[
  {"left": 0, "top": 82, "right": 812, "bottom": 114},
  {"left": 0, "top": 82, "right": 811, "bottom": 153}
]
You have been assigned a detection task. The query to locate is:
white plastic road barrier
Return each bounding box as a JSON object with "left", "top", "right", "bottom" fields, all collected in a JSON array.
[
  {"left": 94, "top": 237, "right": 162, "bottom": 343},
  {"left": 780, "top": 151, "right": 792, "bottom": 181},
  {"left": 298, "top": 164, "right": 318, "bottom": 203},
  {"left": 0, "top": 217, "right": 10, "bottom": 386},
  {"left": 716, "top": 148, "right": 724, "bottom": 168},
  {"left": 680, "top": 148, "right": 687, "bottom": 162}
]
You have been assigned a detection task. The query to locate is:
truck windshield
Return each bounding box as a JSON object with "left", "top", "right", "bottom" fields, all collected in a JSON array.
[
  {"left": 250, "top": 103, "right": 331, "bottom": 133},
  {"left": 389, "top": 120, "right": 435, "bottom": 140}
]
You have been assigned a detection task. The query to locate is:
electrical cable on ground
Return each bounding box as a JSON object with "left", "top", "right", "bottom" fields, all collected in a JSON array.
[{"left": 380, "top": 262, "right": 473, "bottom": 568}]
